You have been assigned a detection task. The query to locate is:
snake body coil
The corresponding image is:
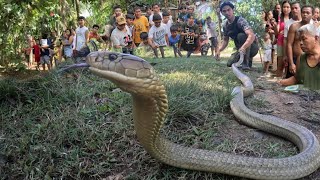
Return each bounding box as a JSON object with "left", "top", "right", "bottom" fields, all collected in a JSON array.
[{"left": 85, "top": 51, "right": 320, "bottom": 179}]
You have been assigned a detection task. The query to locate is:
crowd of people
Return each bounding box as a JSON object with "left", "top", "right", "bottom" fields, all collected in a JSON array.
[
  {"left": 261, "top": 1, "right": 320, "bottom": 89},
  {"left": 23, "top": 0, "right": 220, "bottom": 71},
  {"left": 22, "top": 1, "right": 320, "bottom": 90}
]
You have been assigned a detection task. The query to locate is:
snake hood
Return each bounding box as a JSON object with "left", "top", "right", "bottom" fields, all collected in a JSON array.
[
  {"left": 86, "top": 51, "right": 162, "bottom": 96},
  {"left": 59, "top": 51, "right": 320, "bottom": 180}
]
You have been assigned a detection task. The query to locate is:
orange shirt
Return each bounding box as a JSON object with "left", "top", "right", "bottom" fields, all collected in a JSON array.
[
  {"left": 88, "top": 32, "right": 100, "bottom": 40},
  {"left": 133, "top": 16, "right": 149, "bottom": 44}
]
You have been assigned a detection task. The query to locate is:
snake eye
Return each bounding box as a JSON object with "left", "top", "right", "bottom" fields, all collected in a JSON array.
[{"left": 109, "top": 54, "right": 118, "bottom": 61}]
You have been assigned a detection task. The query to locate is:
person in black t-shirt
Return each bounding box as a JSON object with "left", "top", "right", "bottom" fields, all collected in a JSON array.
[
  {"left": 217, "top": 1, "right": 259, "bottom": 70},
  {"left": 179, "top": 14, "right": 200, "bottom": 58}
]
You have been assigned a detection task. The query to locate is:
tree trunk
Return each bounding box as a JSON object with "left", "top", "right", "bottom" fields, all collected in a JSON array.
[
  {"left": 60, "top": 0, "right": 66, "bottom": 31},
  {"left": 74, "top": 0, "right": 80, "bottom": 18},
  {"left": 214, "top": 0, "right": 223, "bottom": 40}
]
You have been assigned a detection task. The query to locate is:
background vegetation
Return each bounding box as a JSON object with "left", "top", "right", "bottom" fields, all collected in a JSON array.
[{"left": 4, "top": 0, "right": 320, "bottom": 71}]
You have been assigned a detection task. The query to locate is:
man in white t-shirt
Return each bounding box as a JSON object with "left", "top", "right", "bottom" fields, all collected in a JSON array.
[
  {"left": 110, "top": 16, "right": 133, "bottom": 54},
  {"left": 149, "top": 3, "right": 163, "bottom": 26},
  {"left": 148, "top": 14, "right": 168, "bottom": 58},
  {"left": 74, "top": 16, "right": 89, "bottom": 62},
  {"left": 162, "top": 11, "right": 172, "bottom": 38}
]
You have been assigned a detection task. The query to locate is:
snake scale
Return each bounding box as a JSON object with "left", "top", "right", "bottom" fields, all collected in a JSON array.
[{"left": 71, "top": 51, "right": 320, "bottom": 179}]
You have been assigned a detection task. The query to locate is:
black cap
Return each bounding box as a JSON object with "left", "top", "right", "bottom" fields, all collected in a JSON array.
[{"left": 220, "top": 1, "right": 234, "bottom": 10}]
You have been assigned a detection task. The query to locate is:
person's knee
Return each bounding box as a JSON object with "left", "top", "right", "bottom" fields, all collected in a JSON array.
[
  {"left": 236, "top": 33, "right": 248, "bottom": 44},
  {"left": 249, "top": 43, "right": 259, "bottom": 58}
]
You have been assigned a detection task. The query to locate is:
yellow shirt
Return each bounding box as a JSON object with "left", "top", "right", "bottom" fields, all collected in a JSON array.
[{"left": 133, "top": 16, "right": 149, "bottom": 44}]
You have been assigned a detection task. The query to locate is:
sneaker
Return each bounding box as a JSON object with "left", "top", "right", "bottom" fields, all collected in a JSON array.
[{"left": 241, "top": 66, "right": 251, "bottom": 71}]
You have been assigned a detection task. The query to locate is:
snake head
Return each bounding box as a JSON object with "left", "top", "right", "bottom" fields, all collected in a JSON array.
[{"left": 86, "top": 51, "right": 161, "bottom": 95}]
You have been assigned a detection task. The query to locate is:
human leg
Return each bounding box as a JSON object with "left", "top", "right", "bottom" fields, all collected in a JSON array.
[
  {"left": 153, "top": 47, "right": 159, "bottom": 58},
  {"left": 44, "top": 55, "right": 51, "bottom": 70},
  {"left": 187, "top": 51, "right": 193, "bottom": 58},
  {"left": 159, "top": 46, "right": 165, "bottom": 58},
  {"left": 173, "top": 46, "right": 178, "bottom": 58}
]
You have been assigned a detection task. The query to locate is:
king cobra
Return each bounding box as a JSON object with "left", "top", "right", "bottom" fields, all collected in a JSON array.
[{"left": 62, "top": 51, "right": 320, "bottom": 179}]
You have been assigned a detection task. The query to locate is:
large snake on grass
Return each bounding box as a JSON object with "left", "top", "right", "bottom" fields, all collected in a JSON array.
[{"left": 63, "top": 51, "right": 320, "bottom": 179}]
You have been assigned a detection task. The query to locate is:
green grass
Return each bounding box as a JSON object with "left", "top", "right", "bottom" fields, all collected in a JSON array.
[{"left": 0, "top": 56, "right": 297, "bottom": 180}]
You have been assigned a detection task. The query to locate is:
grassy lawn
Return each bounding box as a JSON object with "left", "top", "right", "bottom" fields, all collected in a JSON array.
[{"left": 0, "top": 55, "right": 297, "bottom": 179}]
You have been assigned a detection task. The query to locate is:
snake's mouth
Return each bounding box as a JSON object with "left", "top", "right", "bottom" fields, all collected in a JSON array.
[{"left": 57, "top": 63, "right": 90, "bottom": 73}]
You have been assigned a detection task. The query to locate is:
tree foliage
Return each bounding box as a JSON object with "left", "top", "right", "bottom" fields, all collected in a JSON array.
[
  {"left": 1, "top": 0, "right": 320, "bottom": 70},
  {"left": 232, "top": 0, "right": 264, "bottom": 39}
]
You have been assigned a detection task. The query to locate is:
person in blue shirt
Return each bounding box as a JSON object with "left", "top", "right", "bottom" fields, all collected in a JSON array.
[{"left": 169, "top": 25, "right": 183, "bottom": 57}]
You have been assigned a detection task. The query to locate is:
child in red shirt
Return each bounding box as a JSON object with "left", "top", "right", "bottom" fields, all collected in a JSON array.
[{"left": 32, "top": 39, "right": 41, "bottom": 70}]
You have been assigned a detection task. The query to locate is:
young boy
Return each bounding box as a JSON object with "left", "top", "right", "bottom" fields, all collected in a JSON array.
[
  {"left": 123, "top": 14, "right": 135, "bottom": 54},
  {"left": 206, "top": 16, "right": 219, "bottom": 59},
  {"left": 88, "top": 24, "right": 102, "bottom": 41},
  {"left": 40, "top": 33, "right": 51, "bottom": 70},
  {"left": 133, "top": 6, "right": 149, "bottom": 47},
  {"left": 137, "top": 32, "right": 154, "bottom": 57},
  {"left": 262, "top": 33, "right": 272, "bottom": 76},
  {"left": 148, "top": 14, "right": 169, "bottom": 58},
  {"left": 32, "top": 39, "right": 41, "bottom": 70},
  {"left": 199, "top": 32, "right": 210, "bottom": 56},
  {"left": 125, "top": 14, "right": 135, "bottom": 37},
  {"left": 178, "top": 5, "right": 187, "bottom": 22},
  {"left": 74, "top": 16, "right": 89, "bottom": 63},
  {"left": 169, "top": 25, "right": 182, "bottom": 58},
  {"left": 162, "top": 11, "right": 172, "bottom": 38}
]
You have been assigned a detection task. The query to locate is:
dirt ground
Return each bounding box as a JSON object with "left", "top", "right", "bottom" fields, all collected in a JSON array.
[
  {"left": 245, "top": 59, "right": 320, "bottom": 179},
  {"left": 247, "top": 58, "right": 320, "bottom": 137}
]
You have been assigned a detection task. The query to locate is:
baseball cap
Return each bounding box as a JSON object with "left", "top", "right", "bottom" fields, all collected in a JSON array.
[
  {"left": 116, "top": 16, "right": 126, "bottom": 25},
  {"left": 220, "top": 1, "right": 234, "bottom": 10}
]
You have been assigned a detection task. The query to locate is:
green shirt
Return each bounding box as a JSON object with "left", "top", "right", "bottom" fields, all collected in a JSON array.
[{"left": 297, "top": 53, "right": 320, "bottom": 90}]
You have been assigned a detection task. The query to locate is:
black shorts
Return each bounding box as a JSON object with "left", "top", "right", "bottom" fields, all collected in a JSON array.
[{"left": 209, "top": 37, "right": 218, "bottom": 48}]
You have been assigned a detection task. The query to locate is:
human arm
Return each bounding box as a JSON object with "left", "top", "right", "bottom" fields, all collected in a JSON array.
[
  {"left": 148, "top": 38, "right": 157, "bottom": 49},
  {"left": 218, "top": 36, "right": 229, "bottom": 53},
  {"left": 286, "top": 23, "right": 297, "bottom": 74},
  {"left": 148, "top": 28, "right": 157, "bottom": 49},
  {"left": 110, "top": 33, "right": 122, "bottom": 49},
  {"left": 278, "top": 76, "right": 297, "bottom": 86},
  {"left": 165, "top": 34, "right": 169, "bottom": 46},
  {"left": 74, "top": 34, "right": 78, "bottom": 50},
  {"left": 85, "top": 30, "right": 89, "bottom": 46},
  {"left": 238, "top": 28, "right": 256, "bottom": 53},
  {"left": 271, "top": 18, "right": 279, "bottom": 37},
  {"left": 63, "top": 36, "right": 74, "bottom": 45}
]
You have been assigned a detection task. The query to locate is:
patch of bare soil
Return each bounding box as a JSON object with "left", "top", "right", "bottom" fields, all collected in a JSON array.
[{"left": 244, "top": 66, "right": 320, "bottom": 180}]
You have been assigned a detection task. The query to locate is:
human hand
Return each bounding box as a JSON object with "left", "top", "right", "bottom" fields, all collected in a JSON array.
[
  {"left": 289, "top": 63, "right": 296, "bottom": 74},
  {"left": 239, "top": 47, "right": 246, "bottom": 55}
]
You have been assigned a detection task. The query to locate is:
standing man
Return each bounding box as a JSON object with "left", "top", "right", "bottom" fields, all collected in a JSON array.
[
  {"left": 217, "top": 1, "right": 258, "bottom": 70},
  {"left": 133, "top": 6, "right": 149, "bottom": 47},
  {"left": 149, "top": 3, "right": 162, "bottom": 26},
  {"left": 73, "top": 16, "right": 89, "bottom": 62},
  {"left": 110, "top": 5, "right": 123, "bottom": 30},
  {"left": 286, "top": 5, "right": 313, "bottom": 77}
]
